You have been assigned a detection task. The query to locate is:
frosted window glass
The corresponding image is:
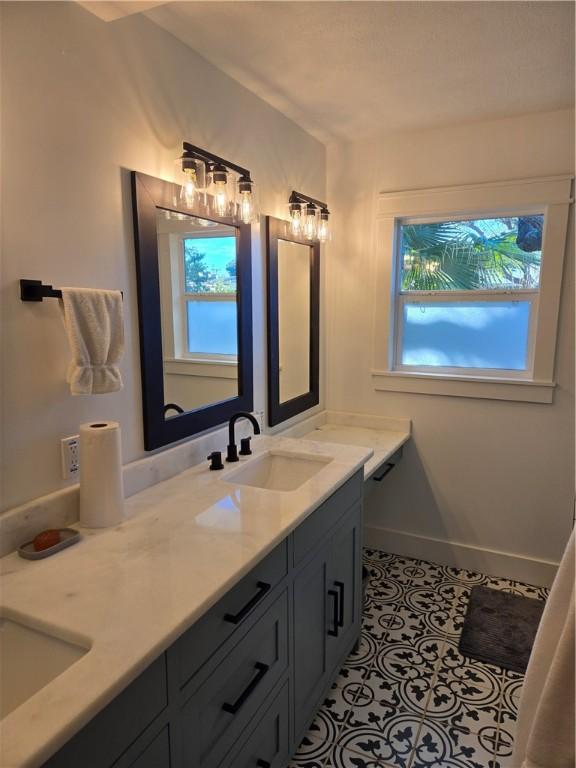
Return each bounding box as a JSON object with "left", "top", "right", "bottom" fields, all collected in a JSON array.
[
  {"left": 186, "top": 301, "right": 238, "bottom": 355},
  {"left": 401, "top": 301, "right": 531, "bottom": 370}
]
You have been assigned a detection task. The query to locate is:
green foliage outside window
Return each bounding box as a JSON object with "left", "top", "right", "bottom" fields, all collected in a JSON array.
[
  {"left": 400, "top": 216, "right": 543, "bottom": 292},
  {"left": 183, "top": 237, "right": 237, "bottom": 294}
]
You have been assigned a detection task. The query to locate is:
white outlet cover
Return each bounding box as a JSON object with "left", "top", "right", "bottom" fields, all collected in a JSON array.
[{"left": 61, "top": 436, "right": 80, "bottom": 480}]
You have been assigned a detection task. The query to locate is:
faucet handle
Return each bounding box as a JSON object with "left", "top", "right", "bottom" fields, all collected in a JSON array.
[
  {"left": 207, "top": 451, "right": 224, "bottom": 471},
  {"left": 239, "top": 437, "right": 252, "bottom": 456},
  {"left": 226, "top": 444, "right": 239, "bottom": 463}
]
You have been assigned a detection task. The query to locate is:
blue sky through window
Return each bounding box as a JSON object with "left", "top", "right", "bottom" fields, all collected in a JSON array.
[{"left": 184, "top": 236, "right": 237, "bottom": 293}]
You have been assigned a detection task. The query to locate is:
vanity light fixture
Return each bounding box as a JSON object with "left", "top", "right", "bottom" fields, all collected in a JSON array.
[
  {"left": 288, "top": 191, "right": 330, "bottom": 242},
  {"left": 175, "top": 142, "right": 258, "bottom": 224}
]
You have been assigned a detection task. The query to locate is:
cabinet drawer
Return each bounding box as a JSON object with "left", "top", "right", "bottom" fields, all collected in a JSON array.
[
  {"left": 181, "top": 590, "right": 289, "bottom": 768},
  {"left": 175, "top": 539, "right": 288, "bottom": 687},
  {"left": 42, "top": 655, "right": 168, "bottom": 768},
  {"left": 293, "top": 471, "right": 362, "bottom": 566},
  {"left": 221, "top": 681, "right": 289, "bottom": 768}
]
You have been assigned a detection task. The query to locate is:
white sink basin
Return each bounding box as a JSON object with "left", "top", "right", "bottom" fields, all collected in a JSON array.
[
  {"left": 224, "top": 450, "right": 332, "bottom": 491},
  {"left": 0, "top": 612, "right": 90, "bottom": 719}
]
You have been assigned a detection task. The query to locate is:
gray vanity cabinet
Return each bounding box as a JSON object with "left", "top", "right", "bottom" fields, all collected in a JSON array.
[
  {"left": 293, "top": 541, "right": 331, "bottom": 738},
  {"left": 220, "top": 681, "right": 290, "bottom": 768},
  {"left": 120, "top": 725, "right": 172, "bottom": 768},
  {"left": 40, "top": 471, "right": 363, "bottom": 768},
  {"left": 326, "top": 503, "right": 362, "bottom": 673},
  {"left": 292, "top": 499, "right": 363, "bottom": 743},
  {"left": 180, "top": 590, "right": 290, "bottom": 768},
  {"left": 42, "top": 655, "right": 171, "bottom": 768}
]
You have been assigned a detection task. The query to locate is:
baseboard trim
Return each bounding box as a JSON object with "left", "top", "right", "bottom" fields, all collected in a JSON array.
[{"left": 364, "top": 526, "right": 559, "bottom": 587}]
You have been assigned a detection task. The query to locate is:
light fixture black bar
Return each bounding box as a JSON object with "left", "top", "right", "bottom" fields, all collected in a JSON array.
[
  {"left": 182, "top": 142, "right": 251, "bottom": 179},
  {"left": 289, "top": 190, "right": 329, "bottom": 211}
]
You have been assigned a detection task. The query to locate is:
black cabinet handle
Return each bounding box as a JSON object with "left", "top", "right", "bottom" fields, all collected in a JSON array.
[
  {"left": 256, "top": 761, "right": 271, "bottom": 768},
  {"left": 327, "top": 589, "right": 339, "bottom": 637},
  {"left": 334, "top": 581, "right": 345, "bottom": 627},
  {"left": 224, "top": 582, "right": 271, "bottom": 624},
  {"left": 222, "top": 662, "right": 269, "bottom": 715},
  {"left": 373, "top": 462, "right": 396, "bottom": 482}
]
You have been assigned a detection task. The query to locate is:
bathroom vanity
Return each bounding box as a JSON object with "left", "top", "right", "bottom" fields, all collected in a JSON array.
[
  {"left": 0, "top": 437, "right": 372, "bottom": 768},
  {"left": 44, "top": 472, "right": 361, "bottom": 768}
]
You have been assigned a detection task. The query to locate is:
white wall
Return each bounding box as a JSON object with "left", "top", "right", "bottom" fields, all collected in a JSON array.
[
  {"left": 326, "top": 110, "right": 574, "bottom": 582},
  {"left": 0, "top": 1, "right": 326, "bottom": 511}
]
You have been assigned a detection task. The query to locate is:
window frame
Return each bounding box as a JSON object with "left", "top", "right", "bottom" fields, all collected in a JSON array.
[
  {"left": 392, "top": 210, "right": 543, "bottom": 379},
  {"left": 178, "top": 232, "right": 239, "bottom": 363},
  {"left": 371, "top": 176, "right": 572, "bottom": 403}
]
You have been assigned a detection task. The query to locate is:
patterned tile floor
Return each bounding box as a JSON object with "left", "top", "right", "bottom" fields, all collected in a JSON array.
[{"left": 289, "top": 548, "right": 549, "bottom": 768}]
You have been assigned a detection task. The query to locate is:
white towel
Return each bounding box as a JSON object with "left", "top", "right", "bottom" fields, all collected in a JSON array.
[
  {"left": 512, "top": 529, "right": 575, "bottom": 768},
  {"left": 59, "top": 287, "right": 124, "bottom": 395}
]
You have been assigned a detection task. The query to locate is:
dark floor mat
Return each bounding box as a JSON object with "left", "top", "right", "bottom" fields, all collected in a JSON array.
[{"left": 458, "top": 585, "right": 545, "bottom": 674}]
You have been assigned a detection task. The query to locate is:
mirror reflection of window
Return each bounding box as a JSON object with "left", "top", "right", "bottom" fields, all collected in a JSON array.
[
  {"left": 156, "top": 210, "right": 239, "bottom": 416},
  {"left": 277, "top": 239, "right": 311, "bottom": 404},
  {"left": 183, "top": 235, "right": 238, "bottom": 357}
]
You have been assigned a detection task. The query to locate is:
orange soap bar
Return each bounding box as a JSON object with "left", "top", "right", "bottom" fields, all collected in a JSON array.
[{"left": 33, "top": 529, "right": 62, "bottom": 552}]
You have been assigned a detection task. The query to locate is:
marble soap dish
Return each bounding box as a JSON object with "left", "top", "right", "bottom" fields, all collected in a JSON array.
[{"left": 18, "top": 529, "right": 81, "bottom": 560}]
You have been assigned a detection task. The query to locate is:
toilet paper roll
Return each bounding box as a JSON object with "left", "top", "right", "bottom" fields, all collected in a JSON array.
[{"left": 79, "top": 421, "right": 124, "bottom": 528}]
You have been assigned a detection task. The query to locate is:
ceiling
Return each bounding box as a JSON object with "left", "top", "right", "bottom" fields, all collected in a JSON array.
[{"left": 143, "top": 1, "right": 575, "bottom": 144}]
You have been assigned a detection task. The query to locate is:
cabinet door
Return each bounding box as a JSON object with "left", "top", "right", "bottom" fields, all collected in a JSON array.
[
  {"left": 123, "top": 727, "right": 171, "bottom": 768},
  {"left": 327, "top": 503, "right": 362, "bottom": 675},
  {"left": 42, "top": 656, "right": 168, "bottom": 768},
  {"left": 292, "top": 542, "right": 330, "bottom": 738}
]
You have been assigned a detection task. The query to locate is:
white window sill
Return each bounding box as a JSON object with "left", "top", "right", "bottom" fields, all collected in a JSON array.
[
  {"left": 164, "top": 358, "right": 238, "bottom": 380},
  {"left": 371, "top": 370, "right": 555, "bottom": 403}
]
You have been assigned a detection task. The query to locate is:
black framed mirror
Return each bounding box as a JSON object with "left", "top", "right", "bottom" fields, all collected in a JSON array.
[
  {"left": 266, "top": 216, "right": 320, "bottom": 427},
  {"left": 131, "top": 171, "right": 253, "bottom": 450}
]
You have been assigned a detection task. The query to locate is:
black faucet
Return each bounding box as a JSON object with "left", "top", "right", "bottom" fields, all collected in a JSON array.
[
  {"left": 163, "top": 403, "right": 184, "bottom": 418},
  {"left": 227, "top": 412, "right": 261, "bottom": 462}
]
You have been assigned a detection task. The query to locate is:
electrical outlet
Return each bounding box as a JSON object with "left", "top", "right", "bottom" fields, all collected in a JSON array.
[{"left": 61, "top": 435, "right": 80, "bottom": 480}]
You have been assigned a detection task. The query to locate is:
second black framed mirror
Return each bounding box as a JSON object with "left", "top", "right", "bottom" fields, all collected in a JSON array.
[{"left": 266, "top": 216, "right": 320, "bottom": 427}]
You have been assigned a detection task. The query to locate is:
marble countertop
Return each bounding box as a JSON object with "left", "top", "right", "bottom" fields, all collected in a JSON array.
[
  {"left": 279, "top": 411, "right": 411, "bottom": 480},
  {"left": 301, "top": 424, "right": 410, "bottom": 479},
  {"left": 0, "top": 435, "right": 372, "bottom": 768}
]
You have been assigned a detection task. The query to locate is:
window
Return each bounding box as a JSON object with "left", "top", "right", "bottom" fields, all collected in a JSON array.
[
  {"left": 182, "top": 235, "right": 237, "bottom": 359},
  {"left": 395, "top": 215, "right": 542, "bottom": 375},
  {"left": 371, "top": 176, "right": 572, "bottom": 403}
]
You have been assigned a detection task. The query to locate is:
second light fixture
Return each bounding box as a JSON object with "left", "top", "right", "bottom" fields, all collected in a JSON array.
[{"left": 288, "top": 191, "right": 330, "bottom": 242}]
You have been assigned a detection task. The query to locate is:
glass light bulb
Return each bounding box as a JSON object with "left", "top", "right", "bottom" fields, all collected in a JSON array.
[
  {"left": 290, "top": 208, "right": 302, "bottom": 236},
  {"left": 214, "top": 182, "right": 228, "bottom": 217},
  {"left": 317, "top": 218, "right": 329, "bottom": 243},
  {"left": 180, "top": 168, "right": 196, "bottom": 208},
  {"left": 304, "top": 210, "right": 317, "bottom": 240},
  {"left": 240, "top": 191, "right": 253, "bottom": 224}
]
